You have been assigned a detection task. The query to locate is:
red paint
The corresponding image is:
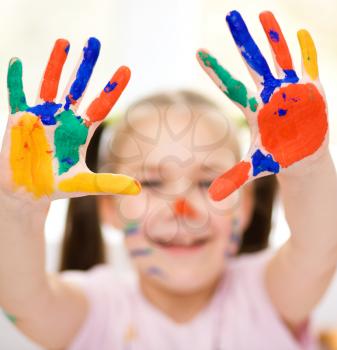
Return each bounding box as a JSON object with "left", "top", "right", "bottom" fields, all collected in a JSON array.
[
  {"left": 40, "top": 39, "right": 69, "bottom": 102},
  {"left": 173, "top": 198, "right": 198, "bottom": 218},
  {"left": 259, "top": 11, "right": 293, "bottom": 71},
  {"left": 86, "top": 66, "right": 131, "bottom": 125},
  {"left": 209, "top": 161, "right": 251, "bottom": 201},
  {"left": 258, "top": 83, "right": 327, "bottom": 167}
]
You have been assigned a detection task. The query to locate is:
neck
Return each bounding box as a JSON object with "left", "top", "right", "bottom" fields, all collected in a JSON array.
[{"left": 139, "top": 274, "right": 221, "bottom": 323}]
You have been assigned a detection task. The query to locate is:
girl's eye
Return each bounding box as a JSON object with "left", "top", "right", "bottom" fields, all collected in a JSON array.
[
  {"left": 141, "top": 180, "right": 162, "bottom": 187},
  {"left": 199, "top": 180, "right": 213, "bottom": 188}
]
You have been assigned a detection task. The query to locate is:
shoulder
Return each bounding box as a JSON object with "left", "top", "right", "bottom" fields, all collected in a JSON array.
[{"left": 60, "top": 265, "right": 136, "bottom": 350}]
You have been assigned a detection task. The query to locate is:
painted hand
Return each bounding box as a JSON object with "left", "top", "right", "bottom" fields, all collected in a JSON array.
[
  {"left": 197, "top": 11, "right": 328, "bottom": 201},
  {"left": 0, "top": 38, "right": 141, "bottom": 201}
]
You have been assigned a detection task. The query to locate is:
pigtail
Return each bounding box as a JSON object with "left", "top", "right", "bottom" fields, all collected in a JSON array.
[
  {"left": 59, "top": 123, "right": 106, "bottom": 271},
  {"left": 239, "top": 175, "right": 278, "bottom": 254}
]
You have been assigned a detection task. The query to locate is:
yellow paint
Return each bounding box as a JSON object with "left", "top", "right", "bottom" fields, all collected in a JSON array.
[
  {"left": 10, "top": 114, "right": 54, "bottom": 198},
  {"left": 58, "top": 172, "right": 141, "bottom": 195},
  {"left": 297, "top": 29, "right": 318, "bottom": 80}
]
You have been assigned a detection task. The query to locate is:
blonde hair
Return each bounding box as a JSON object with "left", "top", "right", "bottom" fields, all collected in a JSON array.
[{"left": 98, "top": 89, "right": 242, "bottom": 171}]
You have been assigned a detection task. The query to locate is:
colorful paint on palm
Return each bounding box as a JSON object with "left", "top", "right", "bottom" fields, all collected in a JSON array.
[
  {"left": 197, "top": 11, "right": 327, "bottom": 201},
  {"left": 7, "top": 38, "right": 140, "bottom": 199}
]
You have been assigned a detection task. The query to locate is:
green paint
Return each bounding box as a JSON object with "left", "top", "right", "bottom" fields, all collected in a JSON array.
[
  {"left": 54, "top": 110, "right": 88, "bottom": 175},
  {"left": 248, "top": 97, "right": 258, "bottom": 112},
  {"left": 199, "top": 51, "right": 254, "bottom": 110},
  {"left": 3, "top": 310, "right": 16, "bottom": 324},
  {"left": 7, "top": 58, "right": 28, "bottom": 113}
]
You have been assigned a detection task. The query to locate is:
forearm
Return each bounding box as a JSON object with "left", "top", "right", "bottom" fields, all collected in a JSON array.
[
  {"left": 0, "top": 191, "right": 50, "bottom": 318},
  {"left": 266, "top": 150, "right": 337, "bottom": 325}
]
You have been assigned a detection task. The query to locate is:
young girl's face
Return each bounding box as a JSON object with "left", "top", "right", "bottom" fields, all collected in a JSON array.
[{"left": 99, "top": 103, "right": 253, "bottom": 293}]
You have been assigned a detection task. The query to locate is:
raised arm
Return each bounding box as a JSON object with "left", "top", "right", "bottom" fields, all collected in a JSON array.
[
  {"left": 0, "top": 38, "right": 140, "bottom": 349},
  {"left": 197, "top": 10, "right": 337, "bottom": 329}
]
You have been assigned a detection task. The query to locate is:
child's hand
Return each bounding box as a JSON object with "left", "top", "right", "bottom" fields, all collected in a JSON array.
[
  {"left": 0, "top": 38, "right": 141, "bottom": 202},
  {"left": 197, "top": 11, "right": 328, "bottom": 201}
]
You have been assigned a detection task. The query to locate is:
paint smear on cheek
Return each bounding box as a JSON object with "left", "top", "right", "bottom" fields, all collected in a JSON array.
[
  {"left": 124, "top": 221, "right": 140, "bottom": 236},
  {"left": 10, "top": 113, "right": 54, "bottom": 197},
  {"left": 130, "top": 247, "right": 153, "bottom": 258},
  {"left": 54, "top": 110, "right": 88, "bottom": 175}
]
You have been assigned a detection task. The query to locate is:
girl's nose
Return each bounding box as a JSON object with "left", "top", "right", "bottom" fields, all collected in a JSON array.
[{"left": 173, "top": 197, "right": 199, "bottom": 219}]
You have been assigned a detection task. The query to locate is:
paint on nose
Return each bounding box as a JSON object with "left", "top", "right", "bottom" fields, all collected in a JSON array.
[{"left": 173, "top": 197, "right": 198, "bottom": 218}]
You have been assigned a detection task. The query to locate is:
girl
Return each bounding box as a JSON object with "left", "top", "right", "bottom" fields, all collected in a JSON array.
[{"left": 1, "top": 9, "right": 336, "bottom": 350}]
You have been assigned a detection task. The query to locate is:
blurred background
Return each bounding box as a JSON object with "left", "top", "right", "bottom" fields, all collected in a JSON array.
[{"left": 0, "top": 0, "right": 336, "bottom": 348}]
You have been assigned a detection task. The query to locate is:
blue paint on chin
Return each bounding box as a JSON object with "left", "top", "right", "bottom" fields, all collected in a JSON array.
[
  {"left": 251, "top": 149, "right": 280, "bottom": 176},
  {"left": 269, "top": 30, "right": 279, "bottom": 42},
  {"left": 64, "top": 37, "right": 101, "bottom": 110},
  {"left": 27, "top": 102, "right": 62, "bottom": 125},
  {"left": 278, "top": 108, "right": 287, "bottom": 116},
  {"left": 104, "top": 81, "right": 117, "bottom": 93},
  {"left": 65, "top": 44, "right": 70, "bottom": 54},
  {"left": 226, "top": 11, "right": 299, "bottom": 104}
]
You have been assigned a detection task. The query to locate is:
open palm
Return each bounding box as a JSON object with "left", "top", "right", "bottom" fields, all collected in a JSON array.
[
  {"left": 0, "top": 37, "right": 141, "bottom": 201},
  {"left": 197, "top": 11, "right": 328, "bottom": 201}
]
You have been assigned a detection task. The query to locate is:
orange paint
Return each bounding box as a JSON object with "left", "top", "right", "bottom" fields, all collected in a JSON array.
[
  {"left": 40, "top": 39, "right": 69, "bottom": 102},
  {"left": 209, "top": 161, "right": 251, "bottom": 201},
  {"left": 259, "top": 11, "right": 293, "bottom": 71},
  {"left": 258, "top": 83, "right": 327, "bottom": 167},
  {"left": 173, "top": 198, "right": 198, "bottom": 218},
  {"left": 86, "top": 66, "right": 131, "bottom": 125}
]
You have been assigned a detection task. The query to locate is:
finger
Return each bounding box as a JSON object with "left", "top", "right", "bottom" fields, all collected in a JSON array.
[
  {"left": 209, "top": 148, "right": 280, "bottom": 201},
  {"left": 297, "top": 29, "right": 318, "bottom": 81},
  {"left": 197, "top": 50, "right": 259, "bottom": 113},
  {"left": 58, "top": 172, "right": 141, "bottom": 195},
  {"left": 39, "top": 38, "right": 70, "bottom": 102},
  {"left": 259, "top": 11, "right": 297, "bottom": 80},
  {"left": 226, "top": 10, "right": 274, "bottom": 88},
  {"left": 7, "top": 58, "right": 29, "bottom": 113},
  {"left": 85, "top": 66, "right": 131, "bottom": 126},
  {"left": 10, "top": 114, "right": 54, "bottom": 198},
  {"left": 63, "top": 37, "right": 101, "bottom": 111}
]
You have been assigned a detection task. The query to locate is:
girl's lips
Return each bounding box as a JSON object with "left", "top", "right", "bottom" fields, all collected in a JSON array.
[{"left": 152, "top": 237, "right": 211, "bottom": 254}]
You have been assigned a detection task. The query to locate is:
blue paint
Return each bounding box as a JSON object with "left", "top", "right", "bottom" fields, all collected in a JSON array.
[
  {"left": 230, "top": 232, "right": 241, "bottom": 243},
  {"left": 65, "top": 44, "right": 70, "bottom": 54},
  {"left": 104, "top": 81, "right": 117, "bottom": 93},
  {"left": 282, "top": 93, "right": 287, "bottom": 101},
  {"left": 27, "top": 102, "right": 62, "bottom": 125},
  {"left": 130, "top": 247, "right": 152, "bottom": 257},
  {"left": 61, "top": 157, "right": 75, "bottom": 165},
  {"left": 64, "top": 37, "right": 101, "bottom": 110},
  {"left": 251, "top": 149, "right": 280, "bottom": 176},
  {"left": 226, "top": 11, "right": 299, "bottom": 104},
  {"left": 124, "top": 221, "right": 139, "bottom": 236},
  {"left": 278, "top": 108, "right": 287, "bottom": 116},
  {"left": 147, "top": 266, "right": 163, "bottom": 276},
  {"left": 226, "top": 11, "right": 273, "bottom": 82},
  {"left": 269, "top": 30, "right": 279, "bottom": 42}
]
